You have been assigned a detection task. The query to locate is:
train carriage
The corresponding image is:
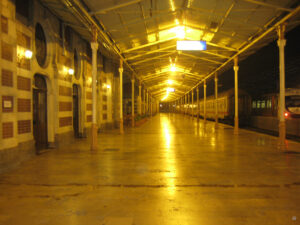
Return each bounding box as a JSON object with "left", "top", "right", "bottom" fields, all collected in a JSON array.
[{"left": 187, "top": 88, "right": 251, "bottom": 125}]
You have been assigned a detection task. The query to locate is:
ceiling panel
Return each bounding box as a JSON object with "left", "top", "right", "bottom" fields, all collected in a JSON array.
[{"left": 39, "top": 0, "right": 300, "bottom": 101}]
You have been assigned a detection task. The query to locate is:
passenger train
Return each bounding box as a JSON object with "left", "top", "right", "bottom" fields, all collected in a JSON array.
[
  {"left": 175, "top": 88, "right": 300, "bottom": 137},
  {"left": 182, "top": 88, "right": 252, "bottom": 126},
  {"left": 251, "top": 88, "right": 300, "bottom": 137}
]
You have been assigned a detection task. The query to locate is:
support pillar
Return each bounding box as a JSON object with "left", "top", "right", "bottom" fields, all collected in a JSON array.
[
  {"left": 234, "top": 57, "right": 239, "bottom": 134},
  {"left": 143, "top": 89, "right": 146, "bottom": 115},
  {"left": 197, "top": 87, "right": 199, "bottom": 122},
  {"left": 277, "top": 25, "right": 287, "bottom": 149},
  {"left": 188, "top": 93, "right": 191, "bottom": 117},
  {"left": 131, "top": 78, "right": 135, "bottom": 127},
  {"left": 146, "top": 91, "right": 149, "bottom": 115},
  {"left": 181, "top": 97, "right": 183, "bottom": 114},
  {"left": 91, "top": 34, "right": 98, "bottom": 151},
  {"left": 150, "top": 97, "right": 153, "bottom": 116},
  {"left": 138, "top": 84, "right": 142, "bottom": 115},
  {"left": 204, "top": 81, "right": 207, "bottom": 123},
  {"left": 185, "top": 94, "right": 187, "bottom": 116},
  {"left": 191, "top": 90, "right": 194, "bottom": 120},
  {"left": 215, "top": 74, "right": 219, "bottom": 128},
  {"left": 119, "top": 61, "right": 124, "bottom": 134}
]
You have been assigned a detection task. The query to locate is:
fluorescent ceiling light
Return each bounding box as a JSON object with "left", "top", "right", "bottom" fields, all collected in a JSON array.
[
  {"left": 176, "top": 40, "right": 207, "bottom": 51},
  {"left": 170, "top": 64, "right": 176, "bottom": 72},
  {"left": 167, "top": 88, "right": 175, "bottom": 92}
]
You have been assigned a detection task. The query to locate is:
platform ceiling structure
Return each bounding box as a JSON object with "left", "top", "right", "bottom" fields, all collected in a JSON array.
[{"left": 40, "top": 0, "right": 300, "bottom": 101}]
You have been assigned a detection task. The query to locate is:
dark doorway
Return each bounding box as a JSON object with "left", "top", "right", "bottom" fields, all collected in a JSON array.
[
  {"left": 73, "top": 84, "right": 80, "bottom": 138},
  {"left": 33, "top": 75, "right": 48, "bottom": 152}
]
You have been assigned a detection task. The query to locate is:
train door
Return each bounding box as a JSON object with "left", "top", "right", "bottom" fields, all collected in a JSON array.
[
  {"left": 33, "top": 74, "right": 48, "bottom": 151},
  {"left": 73, "top": 84, "right": 79, "bottom": 138}
]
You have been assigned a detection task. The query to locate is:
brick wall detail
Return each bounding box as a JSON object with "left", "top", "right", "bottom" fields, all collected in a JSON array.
[
  {"left": 2, "top": 122, "right": 13, "bottom": 139},
  {"left": 59, "top": 101, "right": 72, "bottom": 111},
  {"left": 59, "top": 117, "right": 72, "bottom": 127},
  {"left": 1, "top": 41, "right": 13, "bottom": 62},
  {"left": 59, "top": 86, "right": 72, "bottom": 96},
  {"left": 103, "top": 114, "right": 107, "bottom": 120},
  {"left": 86, "top": 91, "right": 92, "bottom": 99},
  {"left": 17, "top": 76, "right": 31, "bottom": 91},
  {"left": 86, "top": 103, "right": 92, "bottom": 111},
  {"left": 1, "top": 69, "right": 13, "bottom": 87},
  {"left": 18, "top": 120, "right": 31, "bottom": 134},
  {"left": 86, "top": 115, "right": 92, "bottom": 122},
  {"left": 1, "top": 15, "right": 8, "bottom": 34},
  {"left": 17, "top": 98, "right": 31, "bottom": 112}
]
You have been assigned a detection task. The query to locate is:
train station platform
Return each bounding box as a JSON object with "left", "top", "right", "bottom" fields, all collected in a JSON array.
[{"left": 0, "top": 113, "right": 300, "bottom": 225}]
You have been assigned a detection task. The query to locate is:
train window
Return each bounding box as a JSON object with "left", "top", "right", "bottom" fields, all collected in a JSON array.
[
  {"left": 261, "top": 100, "right": 266, "bottom": 108},
  {"left": 252, "top": 101, "right": 256, "bottom": 108},
  {"left": 286, "top": 96, "right": 300, "bottom": 107},
  {"left": 267, "top": 99, "right": 272, "bottom": 108}
]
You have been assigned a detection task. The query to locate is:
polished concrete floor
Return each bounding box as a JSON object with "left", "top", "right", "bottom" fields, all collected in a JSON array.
[{"left": 0, "top": 113, "right": 300, "bottom": 225}]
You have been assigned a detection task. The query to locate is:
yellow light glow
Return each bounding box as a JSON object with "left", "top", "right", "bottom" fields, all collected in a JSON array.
[
  {"left": 173, "top": 26, "right": 185, "bottom": 39},
  {"left": 157, "top": 25, "right": 205, "bottom": 42},
  {"left": 161, "top": 91, "right": 169, "bottom": 101},
  {"left": 25, "top": 50, "right": 33, "bottom": 59},
  {"left": 167, "top": 80, "right": 173, "bottom": 84},
  {"left": 170, "top": 64, "right": 176, "bottom": 72},
  {"left": 202, "top": 32, "right": 215, "bottom": 42},
  {"left": 68, "top": 68, "right": 74, "bottom": 75},
  {"left": 167, "top": 87, "right": 175, "bottom": 92},
  {"left": 106, "top": 84, "right": 111, "bottom": 89},
  {"left": 87, "top": 77, "right": 92, "bottom": 85},
  {"left": 17, "top": 46, "right": 33, "bottom": 59},
  {"left": 160, "top": 116, "right": 177, "bottom": 195},
  {"left": 169, "top": 0, "right": 175, "bottom": 11},
  {"left": 147, "top": 33, "right": 156, "bottom": 43}
]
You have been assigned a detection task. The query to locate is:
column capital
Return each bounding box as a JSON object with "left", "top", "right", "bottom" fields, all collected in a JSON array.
[
  {"left": 234, "top": 56, "right": 238, "bottom": 67},
  {"left": 119, "top": 68, "right": 123, "bottom": 73},
  {"left": 277, "top": 39, "right": 286, "bottom": 48},
  {"left": 196, "top": 88, "right": 199, "bottom": 93},
  {"left": 131, "top": 79, "right": 135, "bottom": 83},
  {"left": 234, "top": 66, "right": 239, "bottom": 71},
  {"left": 90, "top": 42, "right": 98, "bottom": 51},
  {"left": 215, "top": 74, "right": 218, "bottom": 81},
  {"left": 277, "top": 24, "right": 286, "bottom": 40}
]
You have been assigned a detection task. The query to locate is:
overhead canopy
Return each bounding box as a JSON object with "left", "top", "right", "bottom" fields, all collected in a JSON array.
[{"left": 39, "top": 0, "right": 300, "bottom": 101}]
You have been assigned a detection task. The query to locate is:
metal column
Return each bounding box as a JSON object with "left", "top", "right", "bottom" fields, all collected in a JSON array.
[
  {"left": 91, "top": 31, "right": 98, "bottom": 150},
  {"left": 277, "top": 25, "right": 287, "bottom": 149},
  {"left": 138, "top": 84, "right": 142, "bottom": 115},
  {"left": 215, "top": 74, "right": 219, "bottom": 127},
  {"left": 204, "top": 81, "right": 207, "bottom": 123},
  {"left": 234, "top": 57, "right": 239, "bottom": 134},
  {"left": 131, "top": 78, "right": 135, "bottom": 127},
  {"left": 196, "top": 87, "right": 199, "bottom": 122},
  {"left": 119, "top": 61, "right": 124, "bottom": 134},
  {"left": 191, "top": 90, "right": 194, "bottom": 120}
]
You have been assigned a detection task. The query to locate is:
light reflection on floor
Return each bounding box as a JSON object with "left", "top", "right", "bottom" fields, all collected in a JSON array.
[{"left": 160, "top": 115, "right": 177, "bottom": 195}]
